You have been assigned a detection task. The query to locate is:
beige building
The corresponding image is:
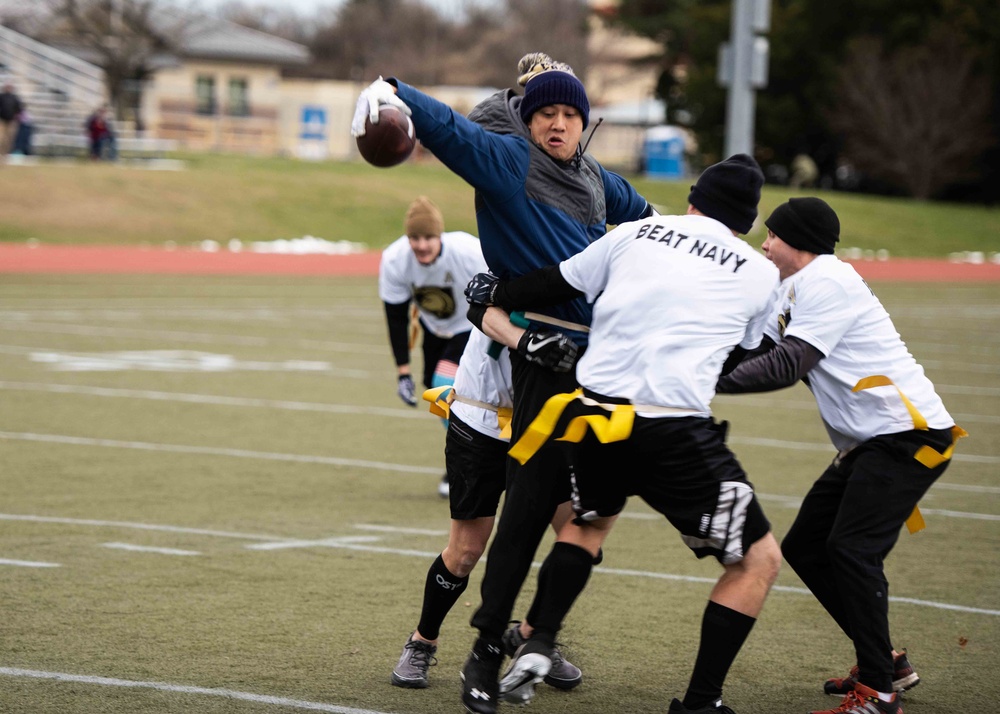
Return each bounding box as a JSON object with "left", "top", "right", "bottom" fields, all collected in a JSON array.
[{"left": 22, "top": 1, "right": 666, "bottom": 168}]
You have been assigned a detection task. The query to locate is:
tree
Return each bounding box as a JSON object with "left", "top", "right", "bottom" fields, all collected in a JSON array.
[
  {"left": 213, "top": 1, "right": 313, "bottom": 44},
  {"left": 307, "top": 0, "right": 590, "bottom": 89},
  {"left": 830, "top": 29, "right": 993, "bottom": 199},
  {"left": 610, "top": 0, "right": 1000, "bottom": 201},
  {"left": 41, "top": 0, "right": 182, "bottom": 121}
]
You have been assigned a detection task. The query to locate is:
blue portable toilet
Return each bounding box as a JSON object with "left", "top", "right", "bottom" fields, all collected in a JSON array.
[{"left": 644, "top": 125, "right": 687, "bottom": 180}]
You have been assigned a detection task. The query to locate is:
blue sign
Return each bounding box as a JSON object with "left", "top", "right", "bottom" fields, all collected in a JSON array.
[{"left": 300, "top": 106, "right": 327, "bottom": 140}]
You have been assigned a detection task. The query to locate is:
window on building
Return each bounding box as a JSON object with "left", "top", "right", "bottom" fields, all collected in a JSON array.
[
  {"left": 228, "top": 78, "right": 250, "bottom": 117},
  {"left": 195, "top": 75, "right": 216, "bottom": 115}
]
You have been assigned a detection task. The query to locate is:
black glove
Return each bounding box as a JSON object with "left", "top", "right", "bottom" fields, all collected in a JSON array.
[
  {"left": 397, "top": 374, "right": 417, "bottom": 406},
  {"left": 465, "top": 272, "right": 502, "bottom": 306},
  {"left": 516, "top": 329, "right": 579, "bottom": 373}
]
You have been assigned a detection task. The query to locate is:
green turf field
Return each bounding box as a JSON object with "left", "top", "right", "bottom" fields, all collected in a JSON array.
[{"left": 0, "top": 274, "right": 997, "bottom": 714}]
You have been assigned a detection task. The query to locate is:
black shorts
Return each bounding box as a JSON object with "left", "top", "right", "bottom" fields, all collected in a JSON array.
[
  {"left": 420, "top": 325, "right": 470, "bottom": 389},
  {"left": 446, "top": 412, "right": 509, "bottom": 520},
  {"left": 560, "top": 399, "right": 770, "bottom": 565}
]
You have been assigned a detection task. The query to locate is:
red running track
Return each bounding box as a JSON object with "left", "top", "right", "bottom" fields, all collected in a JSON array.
[{"left": 0, "top": 244, "right": 998, "bottom": 281}]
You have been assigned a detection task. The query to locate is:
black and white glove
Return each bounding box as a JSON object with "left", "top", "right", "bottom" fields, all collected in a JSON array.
[
  {"left": 464, "top": 272, "right": 502, "bottom": 306},
  {"left": 350, "top": 77, "right": 412, "bottom": 138},
  {"left": 516, "top": 329, "right": 579, "bottom": 373},
  {"left": 396, "top": 374, "right": 417, "bottom": 406}
]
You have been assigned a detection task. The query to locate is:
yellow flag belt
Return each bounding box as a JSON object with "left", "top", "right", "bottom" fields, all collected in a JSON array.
[
  {"left": 422, "top": 386, "right": 513, "bottom": 440},
  {"left": 852, "top": 375, "right": 968, "bottom": 533}
]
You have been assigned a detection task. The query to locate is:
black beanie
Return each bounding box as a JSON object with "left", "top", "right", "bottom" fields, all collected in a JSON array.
[
  {"left": 519, "top": 70, "right": 590, "bottom": 129},
  {"left": 687, "top": 154, "right": 764, "bottom": 234},
  {"left": 765, "top": 197, "right": 840, "bottom": 254}
]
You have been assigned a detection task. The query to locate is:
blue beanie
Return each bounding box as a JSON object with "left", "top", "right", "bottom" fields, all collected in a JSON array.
[{"left": 519, "top": 70, "right": 590, "bottom": 129}]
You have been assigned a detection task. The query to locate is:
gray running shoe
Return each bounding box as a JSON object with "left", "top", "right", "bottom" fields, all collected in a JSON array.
[
  {"left": 390, "top": 634, "right": 437, "bottom": 688},
  {"left": 499, "top": 639, "right": 552, "bottom": 705},
  {"left": 502, "top": 620, "right": 582, "bottom": 690}
]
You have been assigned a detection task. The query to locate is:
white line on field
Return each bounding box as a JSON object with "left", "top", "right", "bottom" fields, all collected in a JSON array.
[
  {"left": 2, "top": 430, "right": 996, "bottom": 493},
  {"left": 102, "top": 542, "right": 201, "bottom": 556},
  {"left": 0, "top": 321, "right": 387, "bottom": 356},
  {"left": 714, "top": 395, "right": 1000, "bottom": 426},
  {"left": 6, "top": 379, "right": 999, "bottom": 432},
  {"left": 0, "top": 668, "right": 395, "bottom": 714},
  {"left": 257, "top": 537, "right": 1000, "bottom": 617},
  {"left": 0, "top": 514, "right": 295, "bottom": 541},
  {"left": 0, "top": 381, "right": 426, "bottom": 419},
  {"left": 933, "top": 482, "right": 1000, "bottom": 495},
  {"left": 0, "top": 558, "right": 60, "bottom": 568},
  {"left": 353, "top": 524, "right": 450, "bottom": 536},
  {"left": 917, "top": 508, "right": 1000, "bottom": 521},
  {"left": 936, "top": 384, "right": 1000, "bottom": 397},
  {"left": 0, "top": 432, "right": 442, "bottom": 475},
  {"left": 728, "top": 435, "right": 1000, "bottom": 464},
  {"left": 3, "top": 512, "right": 997, "bottom": 616},
  {"left": 247, "top": 536, "right": 381, "bottom": 551}
]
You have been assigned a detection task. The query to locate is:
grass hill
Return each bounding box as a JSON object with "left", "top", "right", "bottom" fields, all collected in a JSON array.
[{"left": 1, "top": 153, "right": 997, "bottom": 257}]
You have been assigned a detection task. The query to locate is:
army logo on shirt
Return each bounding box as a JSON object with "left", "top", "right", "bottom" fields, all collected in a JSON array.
[
  {"left": 777, "top": 285, "right": 795, "bottom": 337},
  {"left": 414, "top": 286, "right": 456, "bottom": 318}
]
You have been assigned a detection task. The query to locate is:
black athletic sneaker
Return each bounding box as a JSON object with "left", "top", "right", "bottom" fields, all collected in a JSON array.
[
  {"left": 390, "top": 634, "right": 437, "bottom": 688},
  {"left": 499, "top": 639, "right": 553, "bottom": 705},
  {"left": 501, "top": 621, "right": 583, "bottom": 690},
  {"left": 460, "top": 639, "right": 502, "bottom": 714},
  {"left": 667, "top": 697, "right": 736, "bottom": 714},
  {"left": 823, "top": 651, "right": 920, "bottom": 696}
]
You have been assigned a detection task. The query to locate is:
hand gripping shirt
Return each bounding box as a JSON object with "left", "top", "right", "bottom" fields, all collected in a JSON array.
[
  {"left": 559, "top": 214, "right": 779, "bottom": 417},
  {"left": 770, "top": 254, "right": 953, "bottom": 450},
  {"left": 378, "top": 230, "right": 487, "bottom": 339},
  {"left": 390, "top": 80, "right": 651, "bottom": 345},
  {"left": 450, "top": 327, "right": 515, "bottom": 441}
]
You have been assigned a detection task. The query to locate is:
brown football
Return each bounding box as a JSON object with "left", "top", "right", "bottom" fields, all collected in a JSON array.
[{"left": 356, "top": 105, "right": 416, "bottom": 168}]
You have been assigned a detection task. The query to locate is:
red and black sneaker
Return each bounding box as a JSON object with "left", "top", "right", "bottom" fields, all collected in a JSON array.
[
  {"left": 823, "top": 651, "right": 920, "bottom": 696},
  {"left": 811, "top": 683, "right": 902, "bottom": 714}
]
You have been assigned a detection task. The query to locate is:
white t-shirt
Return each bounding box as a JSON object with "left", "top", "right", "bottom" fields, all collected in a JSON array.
[
  {"left": 450, "top": 328, "right": 514, "bottom": 440},
  {"left": 560, "top": 214, "right": 779, "bottom": 417},
  {"left": 772, "top": 254, "right": 953, "bottom": 450},
  {"left": 378, "top": 231, "right": 487, "bottom": 339}
]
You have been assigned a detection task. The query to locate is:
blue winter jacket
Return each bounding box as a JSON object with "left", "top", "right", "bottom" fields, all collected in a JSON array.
[{"left": 390, "top": 80, "right": 651, "bottom": 343}]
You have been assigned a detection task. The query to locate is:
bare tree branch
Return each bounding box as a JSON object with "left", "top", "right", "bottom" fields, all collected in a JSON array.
[{"left": 830, "top": 28, "right": 993, "bottom": 199}]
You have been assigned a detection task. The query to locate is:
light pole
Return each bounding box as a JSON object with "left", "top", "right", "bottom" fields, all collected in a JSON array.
[{"left": 718, "top": 0, "right": 770, "bottom": 157}]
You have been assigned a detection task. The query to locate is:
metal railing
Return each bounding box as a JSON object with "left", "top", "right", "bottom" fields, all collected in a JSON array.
[{"left": 0, "top": 24, "right": 105, "bottom": 108}]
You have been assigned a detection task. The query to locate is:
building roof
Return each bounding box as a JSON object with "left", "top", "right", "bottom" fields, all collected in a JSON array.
[
  {"left": 178, "top": 16, "right": 309, "bottom": 65},
  {"left": 29, "top": 8, "right": 310, "bottom": 69}
]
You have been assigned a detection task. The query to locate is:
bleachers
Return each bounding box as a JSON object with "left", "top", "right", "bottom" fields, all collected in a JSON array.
[
  {"left": 31, "top": 133, "right": 179, "bottom": 159},
  {"left": 0, "top": 24, "right": 175, "bottom": 162}
]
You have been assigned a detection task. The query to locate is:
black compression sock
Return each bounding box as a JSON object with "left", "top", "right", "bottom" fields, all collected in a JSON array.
[
  {"left": 683, "top": 601, "right": 756, "bottom": 709},
  {"left": 528, "top": 542, "right": 594, "bottom": 648},
  {"left": 416, "top": 554, "right": 468, "bottom": 641}
]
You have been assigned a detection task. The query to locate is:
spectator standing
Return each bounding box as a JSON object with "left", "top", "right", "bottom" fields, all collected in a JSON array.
[
  {"left": 12, "top": 103, "right": 34, "bottom": 156},
  {"left": 0, "top": 83, "right": 23, "bottom": 156}
]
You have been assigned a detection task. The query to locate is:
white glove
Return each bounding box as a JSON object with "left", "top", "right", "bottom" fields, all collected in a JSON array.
[{"left": 351, "top": 77, "right": 412, "bottom": 138}]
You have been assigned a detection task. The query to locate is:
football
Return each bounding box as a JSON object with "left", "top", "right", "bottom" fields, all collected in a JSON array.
[{"left": 356, "top": 105, "right": 416, "bottom": 168}]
